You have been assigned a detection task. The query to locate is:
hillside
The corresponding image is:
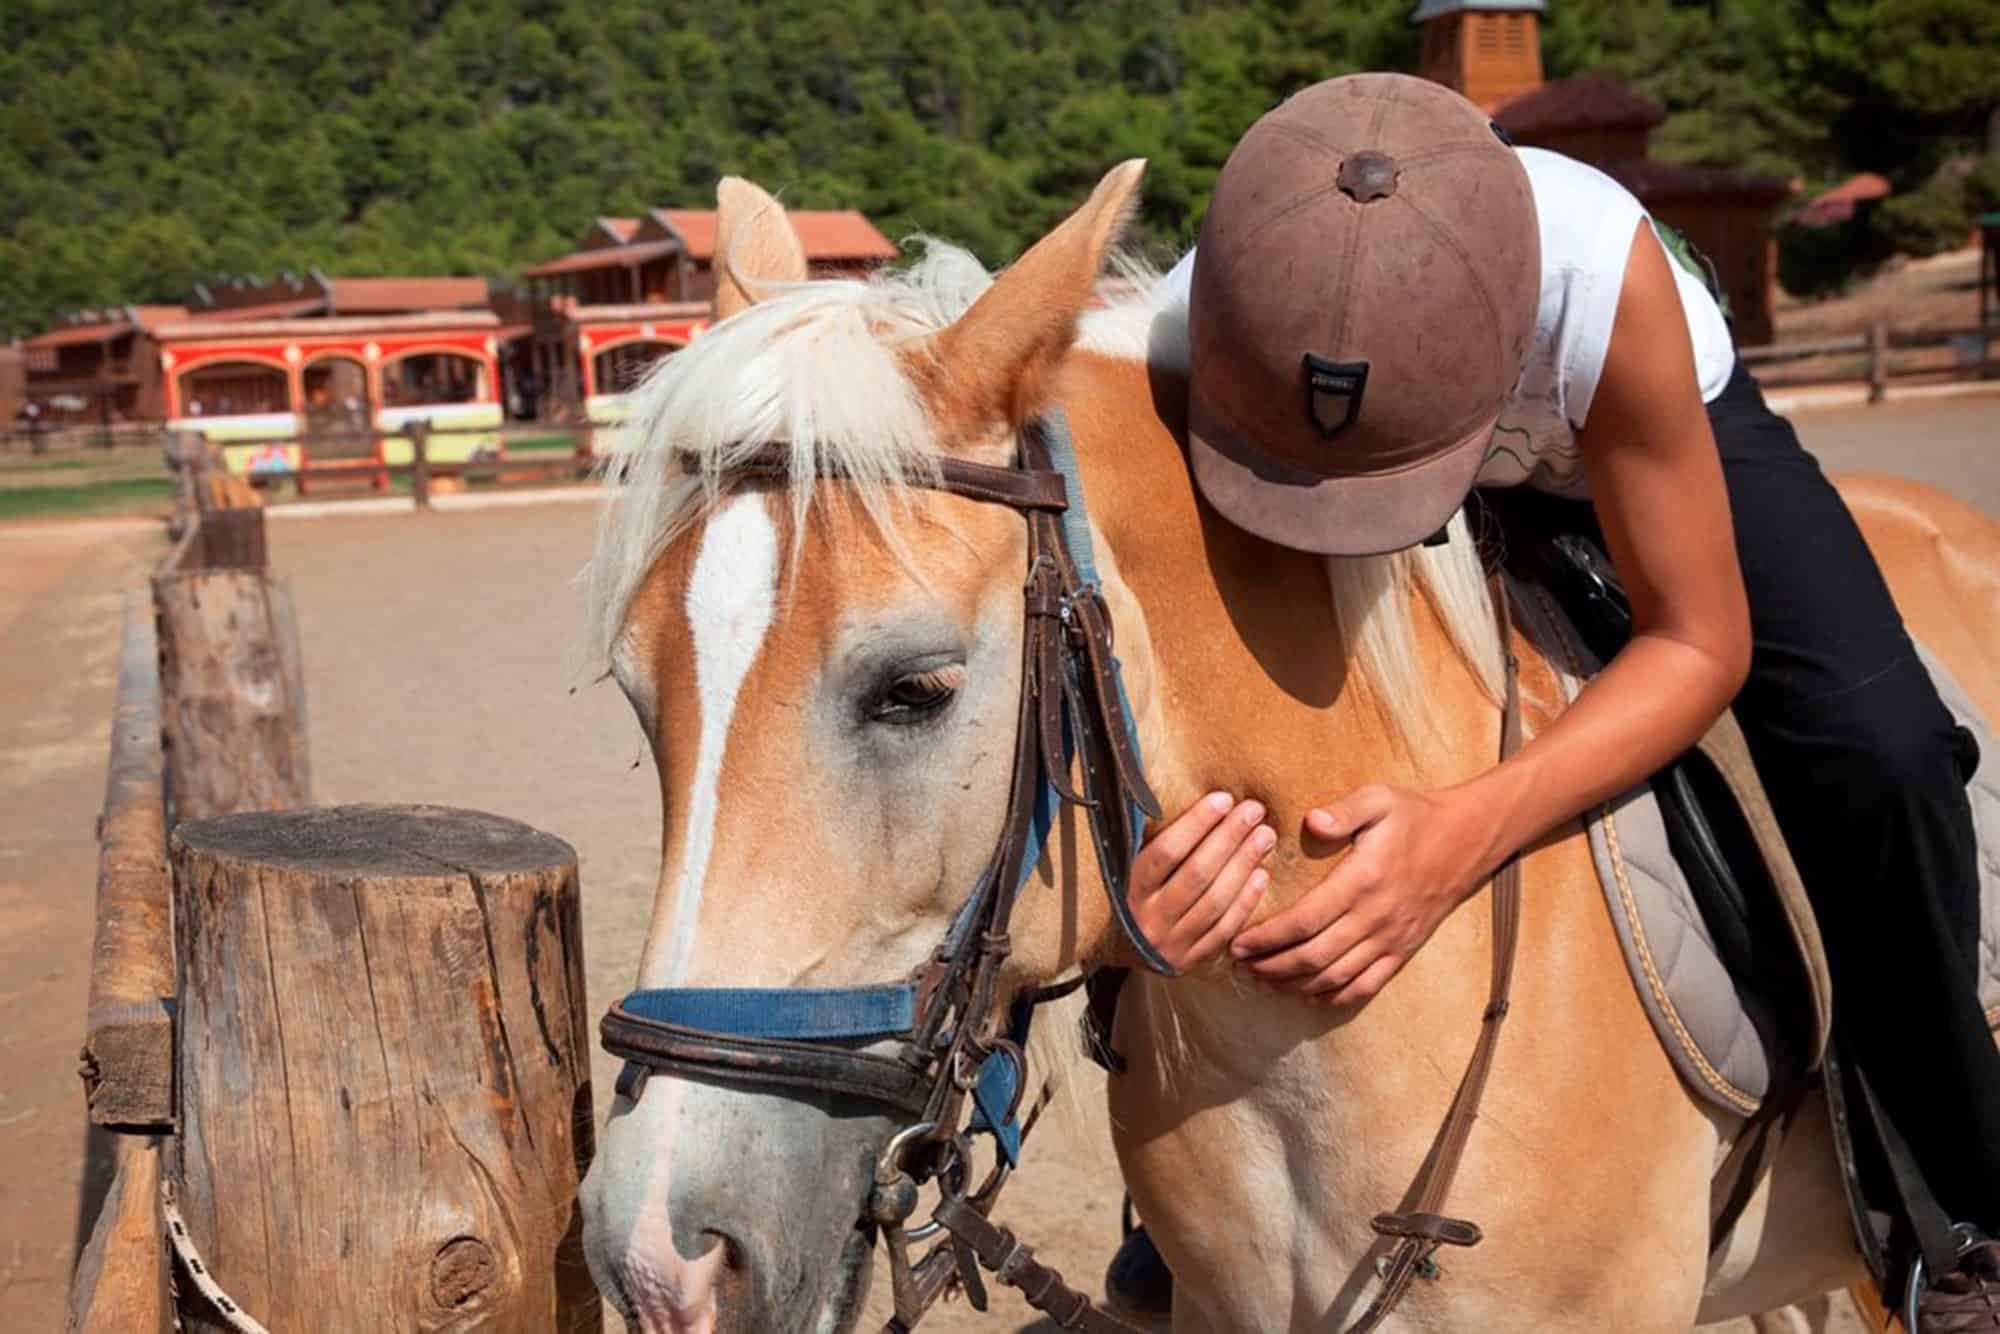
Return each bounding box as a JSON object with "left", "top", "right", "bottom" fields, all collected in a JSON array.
[{"left": 1, "top": 0, "right": 1994, "bottom": 339}]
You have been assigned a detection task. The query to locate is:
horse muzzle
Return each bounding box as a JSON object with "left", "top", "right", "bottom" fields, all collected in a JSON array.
[{"left": 582, "top": 1070, "right": 891, "bottom": 1333}]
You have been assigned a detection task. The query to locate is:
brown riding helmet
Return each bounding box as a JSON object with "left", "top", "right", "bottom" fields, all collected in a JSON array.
[{"left": 1186, "top": 72, "right": 1540, "bottom": 556}]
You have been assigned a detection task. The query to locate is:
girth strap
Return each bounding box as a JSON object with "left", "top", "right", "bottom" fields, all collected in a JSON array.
[{"left": 1350, "top": 578, "right": 1525, "bottom": 1332}]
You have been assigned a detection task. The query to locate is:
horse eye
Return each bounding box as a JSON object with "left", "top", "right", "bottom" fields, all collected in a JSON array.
[{"left": 868, "top": 664, "right": 964, "bottom": 725}]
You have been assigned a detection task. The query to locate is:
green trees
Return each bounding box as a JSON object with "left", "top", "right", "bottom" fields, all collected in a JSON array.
[{"left": 1, "top": 0, "right": 1994, "bottom": 338}]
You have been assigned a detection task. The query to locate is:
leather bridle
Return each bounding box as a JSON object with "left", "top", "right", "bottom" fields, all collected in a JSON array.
[
  {"left": 602, "top": 412, "right": 1170, "bottom": 1332},
  {"left": 597, "top": 410, "right": 1527, "bottom": 1333}
]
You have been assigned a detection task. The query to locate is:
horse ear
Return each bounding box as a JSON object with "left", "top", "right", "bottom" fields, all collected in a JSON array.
[
  {"left": 926, "top": 159, "right": 1147, "bottom": 439},
  {"left": 714, "top": 177, "right": 809, "bottom": 320}
]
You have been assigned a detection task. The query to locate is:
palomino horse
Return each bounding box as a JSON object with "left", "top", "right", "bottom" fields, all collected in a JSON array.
[{"left": 576, "top": 161, "right": 2000, "bottom": 1332}]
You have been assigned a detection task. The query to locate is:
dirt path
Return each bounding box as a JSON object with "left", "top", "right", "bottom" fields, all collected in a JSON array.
[
  {"left": 6, "top": 392, "right": 1991, "bottom": 1329},
  {"left": 0, "top": 519, "right": 163, "bottom": 1326}
]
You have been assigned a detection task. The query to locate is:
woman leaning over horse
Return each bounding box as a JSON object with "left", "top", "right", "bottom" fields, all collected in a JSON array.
[{"left": 1109, "top": 72, "right": 2000, "bottom": 1324}]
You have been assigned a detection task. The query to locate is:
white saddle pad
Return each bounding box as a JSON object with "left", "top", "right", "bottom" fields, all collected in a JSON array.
[{"left": 1513, "top": 583, "right": 2000, "bottom": 1116}]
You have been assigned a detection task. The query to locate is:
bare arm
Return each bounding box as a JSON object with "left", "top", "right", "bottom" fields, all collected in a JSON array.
[{"left": 1452, "top": 221, "right": 1750, "bottom": 867}]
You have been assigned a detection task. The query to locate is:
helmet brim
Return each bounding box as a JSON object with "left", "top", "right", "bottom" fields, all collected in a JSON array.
[{"left": 1188, "top": 397, "right": 1494, "bottom": 557}]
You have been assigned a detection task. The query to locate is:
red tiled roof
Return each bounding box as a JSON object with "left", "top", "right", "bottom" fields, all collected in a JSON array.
[
  {"left": 520, "top": 239, "right": 681, "bottom": 279},
  {"left": 601, "top": 217, "right": 640, "bottom": 243},
  {"left": 522, "top": 208, "right": 897, "bottom": 281},
  {"left": 654, "top": 208, "right": 897, "bottom": 262},
  {"left": 129, "top": 305, "right": 191, "bottom": 331},
  {"left": 25, "top": 321, "right": 137, "bottom": 349},
  {"left": 1493, "top": 76, "right": 1665, "bottom": 136},
  {"left": 1603, "top": 159, "right": 1794, "bottom": 206},
  {"left": 326, "top": 277, "right": 489, "bottom": 313},
  {"left": 1792, "top": 172, "right": 1891, "bottom": 228},
  {"left": 793, "top": 211, "right": 898, "bottom": 260},
  {"left": 189, "top": 297, "right": 327, "bottom": 321},
  {"left": 26, "top": 305, "right": 188, "bottom": 348},
  {"left": 653, "top": 209, "right": 718, "bottom": 258}
]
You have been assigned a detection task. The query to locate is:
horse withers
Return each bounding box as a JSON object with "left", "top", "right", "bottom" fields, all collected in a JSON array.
[{"left": 576, "top": 162, "right": 2000, "bottom": 1331}]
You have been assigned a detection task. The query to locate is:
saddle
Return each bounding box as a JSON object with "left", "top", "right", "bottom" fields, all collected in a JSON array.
[
  {"left": 1503, "top": 516, "right": 2000, "bottom": 1122},
  {"left": 1499, "top": 505, "right": 2000, "bottom": 1298}
]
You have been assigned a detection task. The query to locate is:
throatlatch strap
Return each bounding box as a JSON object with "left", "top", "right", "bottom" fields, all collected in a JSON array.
[{"left": 1350, "top": 578, "right": 1525, "bottom": 1333}]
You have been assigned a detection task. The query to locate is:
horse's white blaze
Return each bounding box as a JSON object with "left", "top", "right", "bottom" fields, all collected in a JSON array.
[
  {"left": 652, "top": 491, "right": 780, "bottom": 989},
  {"left": 587, "top": 493, "right": 778, "bottom": 1329}
]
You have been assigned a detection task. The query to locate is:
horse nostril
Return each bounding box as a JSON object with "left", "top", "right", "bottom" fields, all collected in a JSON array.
[{"left": 704, "top": 1230, "right": 751, "bottom": 1323}]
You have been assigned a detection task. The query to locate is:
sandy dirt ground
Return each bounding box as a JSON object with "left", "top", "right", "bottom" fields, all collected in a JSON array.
[
  {"left": 0, "top": 519, "right": 166, "bottom": 1321},
  {"left": 4, "top": 395, "right": 1994, "bottom": 1331}
]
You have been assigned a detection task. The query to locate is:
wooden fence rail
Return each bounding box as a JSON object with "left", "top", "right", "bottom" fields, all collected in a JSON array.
[
  {"left": 1741, "top": 320, "right": 1995, "bottom": 401},
  {"left": 70, "top": 448, "right": 599, "bottom": 1332},
  {"left": 214, "top": 420, "right": 598, "bottom": 509},
  {"left": 78, "top": 594, "right": 175, "bottom": 1132}
]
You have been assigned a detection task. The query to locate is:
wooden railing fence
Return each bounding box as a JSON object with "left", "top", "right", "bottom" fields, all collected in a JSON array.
[
  {"left": 1742, "top": 321, "right": 1996, "bottom": 401},
  {"left": 68, "top": 458, "right": 597, "bottom": 1332},
  {"left": 225, "top": 419, "right": 597, "bottom": 507}
]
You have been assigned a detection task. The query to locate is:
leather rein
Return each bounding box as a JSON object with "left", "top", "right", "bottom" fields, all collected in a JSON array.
[{"left": 597, "top": 411, "right": 1527, "bottom": 1333}]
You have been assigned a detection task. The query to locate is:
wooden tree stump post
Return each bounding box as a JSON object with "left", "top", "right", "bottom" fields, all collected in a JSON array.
[
  {"left": 1868, "top": 319, "right": 1889, "bottom": 403},
  {"left": 153, "top": 540, "right": 311, "bottom": 824},
  {"left": 168, "top": 805, "right": 598, "bottom": 1332},
  {"left": 409, "top": 420, "right": 431, "bottom": 510}
]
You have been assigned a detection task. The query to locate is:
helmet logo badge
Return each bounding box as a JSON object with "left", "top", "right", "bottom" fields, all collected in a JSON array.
[
  {"left": 1336, "top": 151, "right": 1400, "bottom": 203},
  {"left": 1303, "top": 353, "right": 1369, "bottom": 439}
]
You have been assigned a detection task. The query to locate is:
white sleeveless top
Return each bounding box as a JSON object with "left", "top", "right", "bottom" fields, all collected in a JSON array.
[{"left": 1162, "top": 146, "right": 1737, "bottom": 498}]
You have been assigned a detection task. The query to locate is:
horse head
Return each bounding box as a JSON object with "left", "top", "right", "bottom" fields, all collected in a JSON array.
[{"left": 577, "top": 162, "right": 1170, "bottom": 1333}]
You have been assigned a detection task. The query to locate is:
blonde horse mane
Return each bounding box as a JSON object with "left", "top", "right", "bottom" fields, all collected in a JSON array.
[{"left": 586, "top": 242, "right": 1502, "bottom": 740}]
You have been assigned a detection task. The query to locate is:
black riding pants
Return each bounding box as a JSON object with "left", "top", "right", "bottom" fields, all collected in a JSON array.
[{"left": 1706, "top": 364, "right": 2000, "bottom": 1230}]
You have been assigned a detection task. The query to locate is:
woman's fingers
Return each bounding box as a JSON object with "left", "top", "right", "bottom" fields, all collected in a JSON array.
[
  {"left": 1185, "top": 868, "right": 1270, "bottom": 964},
  {"left": 1323, "top": 952, "right": 1405, "bottom": 1006},
  {"left": 1164, "top": 821, "right": 1275, "bottom": 951},
  {"left": 1128, "top": 792, "right": 1277, "bottom": 971},
  {"left": 1131, "top": 792, "right": 1235, "bottom": 893},
  {"left": 1157, "top": 799, "right": 1269, "bottom": 920}
]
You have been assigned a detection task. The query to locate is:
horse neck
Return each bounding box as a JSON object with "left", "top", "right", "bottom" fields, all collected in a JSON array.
[
  {"left": 1063, "top": 353, "right": 1501, "bottom": 844},
  {"left": 1058, "top": 351, "right": 1511, "bottom": 1038}
]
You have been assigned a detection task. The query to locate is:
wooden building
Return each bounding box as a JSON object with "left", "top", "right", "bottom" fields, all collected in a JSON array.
[
  {"left": 517, "top": 207, "right": 896, "bottom": 423},
  {"left": 0, "top": 341, "right": 24, "bottom": 426},
  {"left": 1413, "top": 0, "right": 1543, "bottom": 111},
  {"left": 1415, "top": 0, "right": 1793, "bottom": 345},
  {"left": 151, "top": 274, "right": 503, "bottom": 474},
  {"left": 7, "top": 272, "right": 500, "bottom": 472},
  {"left": 20, "top": 305, "right": 188, "bottom": 427}
]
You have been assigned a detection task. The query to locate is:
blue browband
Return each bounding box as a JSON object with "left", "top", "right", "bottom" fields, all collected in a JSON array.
[{"left": 607, "top": 409, "right": 1150, "bottom": 1169}]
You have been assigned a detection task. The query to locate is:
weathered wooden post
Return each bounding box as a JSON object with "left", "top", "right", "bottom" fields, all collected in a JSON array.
[
  {"left": 1868, "top": 319, "right": 1889, "bottom": 403},
  {"left": 165, "top": 433, "right": 201, "bottom": 539},
  {"left": 409, "top": 419, "right": 432, "bottom": 510},
  {"left": 153, "top": 504, "right": 310, "bottom": 824},
  {"left": 167, "top": 805, "right": 599, "bottom": 1332}
]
